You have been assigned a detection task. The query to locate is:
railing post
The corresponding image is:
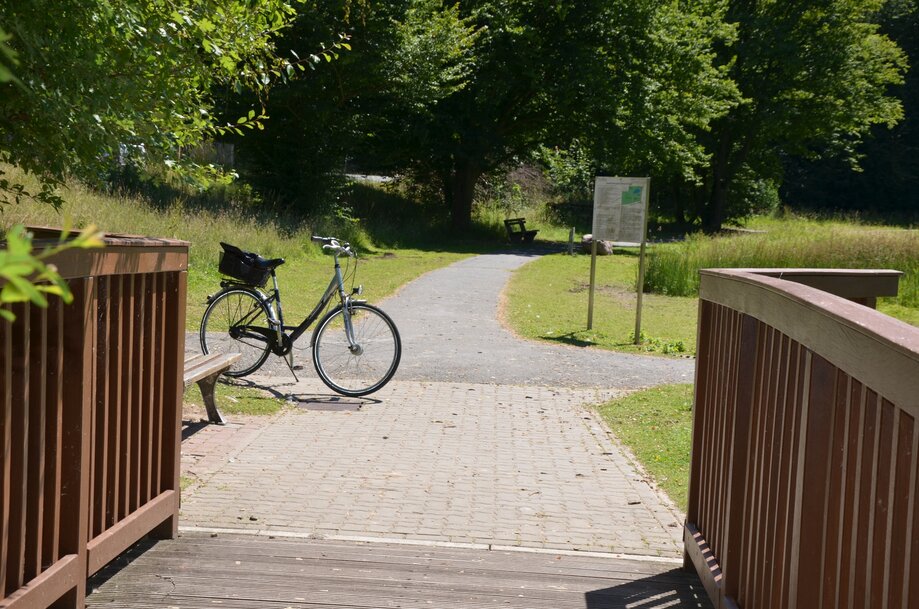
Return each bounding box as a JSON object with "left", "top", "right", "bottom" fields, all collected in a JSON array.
[
  {"left": 151, "top": 270, "right": 186, "bottom": 540},
  {"left": 59, "top": 278, "right": 96, "bottom": 608},
  {"left": 721, "top": 314, "right": 759, "bottom": 601}
]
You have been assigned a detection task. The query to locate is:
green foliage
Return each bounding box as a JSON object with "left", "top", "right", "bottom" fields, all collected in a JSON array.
[
  {"left": 1, "top": 167, "right": 476, "bottom": 330},
  {"left": 0, "top": 0, "right": 344, "bottom": 207},
  {"left": 597, "top": 384, "right": 694, "bottom": 510},
  {"left": 535, "top": 141, "right": 595, "bottom": 203},
  {"left": 782, "top": 0, "right": 919, "bottom": 216},
  {"left": 687, "top": 0, "right": 908, "bottom": 230},
  {"left": 0, "top": 25, "right": 19, "bottom": 85},
  {"left": 504, "top": 252, "right": 698, "bottom": 355},
  {"left": 0, "top": 224, "right": 104, "bottom": 322},
  {"left": 233, "top": 1, "right": 478, "bottom": 210},
  {"left": 644, "top": 215, "right": 919, "bottom": 309}
]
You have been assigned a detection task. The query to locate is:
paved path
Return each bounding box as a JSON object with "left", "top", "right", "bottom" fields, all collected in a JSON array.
[
  {"left": 235, "top": 252, "right": 695, "bottom": 388},
  {"left": 182, "top": 252, "right": 695, "bottom": 559}
]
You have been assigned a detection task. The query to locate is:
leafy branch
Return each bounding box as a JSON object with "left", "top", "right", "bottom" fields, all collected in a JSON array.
[{"left": 0, "top": 224, "right": 105, "bottom": 322}]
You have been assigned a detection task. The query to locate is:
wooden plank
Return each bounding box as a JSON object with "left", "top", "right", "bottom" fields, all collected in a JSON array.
[
  {"left": 820, "top": 370, "right": 850, "bottom": 609},
  {"left": 93, "top": 276, "right": 111, "bottom": 540},
  {"left": 843, "top": 383, "right": 868, "bottom": 609},
  {"left": 720, "top": 315, "right": 756, "bottom": 605},
  {"left": 1, "top": 554, "right": 82, "bottom": 609},
  {"left": 130, "top": 274, "right": 144, "bottom": 514},
  {"left": 120, "top": 274, "right": 135, "bottom": 520},
  {"left": 41, "top": 245, "right": 189, "bottom": 280},
  {"left": 851, "top": 391, "right": 880, "bottom": 608},
  {"left": 42, "top": 297, "right": 64, "bottom": 571},
  {"left": 183, "top": 353, "right": 240, "bottom": 385},
  {"left": 86, "top": 490, "right": 177, "bottom": 574},
  {"left": 886, "top": 407, "right": 914, "bottom": 609},
  {"left": 88, "top": 534, "right": 713, "bottom": 609},
  {"left": 60, "top": 277, "right": 94, "bottom": 608},
  {"left": 151, "top": 270, "right": 186, "bottom": 539},
  {"left": 0, "top": 303, "right": 12, "bottom": 598},
  {"left": 107, "top": 275, "right": 124, "bottom": 529},
  {"left": 780, "top": 346, "right": 809, "bottom": 609},
  {"left": 142, "top": 274, "right": 155, "bottom": 505},
  {"left": 24, "top": 305, "right": 47, "bottom": 583},
  {"left": 699, "top": 270, "right": 919, "bottom": 414},
  {"left": 152, "top": 274, "right": 166, "bottom": 498},
  {"left": 7, "top": 303, "right": 29, "bottom": 592},
  {"left": 871, "top": 401, "right": 896, "bottom": 609}
]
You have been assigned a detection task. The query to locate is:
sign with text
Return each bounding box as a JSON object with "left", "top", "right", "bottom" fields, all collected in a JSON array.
[{"left": 592, "top": 177, "right": 650, "bottom": 244}]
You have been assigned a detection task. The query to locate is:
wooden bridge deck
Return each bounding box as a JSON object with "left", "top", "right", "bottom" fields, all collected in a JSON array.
[{"left": 86, "top": 532, "right": 711, "bottom": 608}]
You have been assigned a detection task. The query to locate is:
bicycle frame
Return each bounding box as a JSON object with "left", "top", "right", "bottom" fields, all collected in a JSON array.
[{"left": 256, "top": 251, "right": 358, "bottom": 354}]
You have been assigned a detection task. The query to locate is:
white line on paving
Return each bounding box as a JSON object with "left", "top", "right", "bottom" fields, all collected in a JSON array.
[{"left": 179, "top": 525, "right": 685, "bottom": 565}]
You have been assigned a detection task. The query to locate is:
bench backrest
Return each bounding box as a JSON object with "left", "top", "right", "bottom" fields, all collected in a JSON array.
[{"left": 504, "top": 218, "right": 527, "bottom": 232}]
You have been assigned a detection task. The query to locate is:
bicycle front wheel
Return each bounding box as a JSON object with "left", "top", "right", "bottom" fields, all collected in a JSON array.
[
  {"left": 200, "top": 288, "right": 272, "bottom": 377},
  {"left": 312, "top": 303, "right": 401, "bottom": 397}
]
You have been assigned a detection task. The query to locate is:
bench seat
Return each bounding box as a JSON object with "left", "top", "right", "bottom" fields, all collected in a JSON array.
[
  {"left": 504, "top": 218, "right": 538, "bottom": 244},
  {"left": 184, "top": 352, "right": 241, "bottom": 425}
]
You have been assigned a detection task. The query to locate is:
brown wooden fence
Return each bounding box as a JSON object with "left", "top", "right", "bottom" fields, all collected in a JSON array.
[
  {"left": 685, "top": 268, "right": 919, "bottom": 609},
  {"left": 0, "top": 230, "right": 188, "bottom": 609}
]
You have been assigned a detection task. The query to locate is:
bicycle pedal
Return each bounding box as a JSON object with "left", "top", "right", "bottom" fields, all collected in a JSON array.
[{"left": 292, "top": 365, "right": 304, "bottom": 371}]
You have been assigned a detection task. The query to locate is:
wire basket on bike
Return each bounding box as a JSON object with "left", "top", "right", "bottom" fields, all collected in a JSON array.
[{"left": 218, "top": 242, "right": 270, "bottom": 287}]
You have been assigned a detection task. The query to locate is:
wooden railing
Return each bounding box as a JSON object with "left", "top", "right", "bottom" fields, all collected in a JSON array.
[
  {"left": 685, "top": 268, "right": 919, "bottom": 609},
  {"left": 0, "top": 230, "right": 188, "bottom": 609}
]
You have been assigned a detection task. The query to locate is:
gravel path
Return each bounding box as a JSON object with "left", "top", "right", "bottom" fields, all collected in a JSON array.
[
  {"left": 217, "top": 251, "right": 695, "bottom": 388},
  {"left": 180, "top": 250, "right": 696, "bottom": 558}
]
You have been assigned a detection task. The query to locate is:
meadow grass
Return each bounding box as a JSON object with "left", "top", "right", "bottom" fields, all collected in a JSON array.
[
  {"left": 597, "top": 384, "right": 694, "bottom": 511},
  {"left": 2, "top": 166, "right": 475, "bottom": 330},
  {"left": 182, "top": 381, "right": 287, "bottom": 418},
  {"left": 645, "top": 215, "right": 919, "bottom": 310},
  {"left": 503, "top": 250, "right": 698, "bottom": 355}
]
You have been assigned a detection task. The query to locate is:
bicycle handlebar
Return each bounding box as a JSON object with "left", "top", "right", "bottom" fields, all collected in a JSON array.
[{"left": 312, "top": 235, "right": 354, "bottom": 257}]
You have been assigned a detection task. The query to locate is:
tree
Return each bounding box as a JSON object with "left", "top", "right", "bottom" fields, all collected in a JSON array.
[
  {"left": 394, "top": 0, "right": 738, "bottom": 231},
  {"left": 235, "top": 0, "right": 737, "bottom": 231},
  {"left": 230, "top": 0, "right": 478, "bottom": 210},
  {"left": 0, "top": 0, "right": 339, "bottom": 207},
  {"left": 695, "top": 0, "right": 907, "bottom": 231},
  {"left": 781, "top": 0, "right": 918, "bottom": 216}
]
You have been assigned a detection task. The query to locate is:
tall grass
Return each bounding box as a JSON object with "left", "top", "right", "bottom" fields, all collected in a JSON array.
[
  {"left": 0, "top": 165, "right": 475, "bottom": 328},
  {"left": 645, "top": 216, "right": 919, "bottom": 307}
]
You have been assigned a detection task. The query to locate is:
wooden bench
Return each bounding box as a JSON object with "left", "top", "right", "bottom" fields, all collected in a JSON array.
[
  {"left": 184, "top": 352, "right": 241, "bottom": 425},
  {"left": 504, "top": 218, "right": 538, "bottom": 244}
]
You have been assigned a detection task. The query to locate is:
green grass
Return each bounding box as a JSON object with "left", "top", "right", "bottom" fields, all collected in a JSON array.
[
  {"left": 2, "top": 165, "right": 475, "bottom": 330},
  {"left": 182, "top": 381, "right": 286, "bottom": 417},
  {"left": 645, "top": 215, "right": 919, "bottom": 309},
  {"left": 597, "top": 384, "right": 694, "bottom": 511},
  {"left": 214, "top": 382, "right": 287, "bottom": 416},
  {"left": 504, "top": 251, "right": 698, "bottom": 355}
]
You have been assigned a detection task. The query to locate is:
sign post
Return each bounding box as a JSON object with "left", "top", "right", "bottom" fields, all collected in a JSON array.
[{"left": 589, "top": 177, "right": 650, "bottom": 342}]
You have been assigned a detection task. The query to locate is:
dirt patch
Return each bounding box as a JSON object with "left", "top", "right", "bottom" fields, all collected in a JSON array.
[{"left": 568, "top": 281, "right": 636, "bottom": 309}]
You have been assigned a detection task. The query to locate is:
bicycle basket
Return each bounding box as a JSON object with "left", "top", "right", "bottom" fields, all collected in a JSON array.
[{"left": 218, "top": 243, "right": 270, "bottom": 287}]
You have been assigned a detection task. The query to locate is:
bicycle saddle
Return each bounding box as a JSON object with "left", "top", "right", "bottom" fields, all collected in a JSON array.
[{"left": 220, "top": 242, "right": 285, "bottom": 269}]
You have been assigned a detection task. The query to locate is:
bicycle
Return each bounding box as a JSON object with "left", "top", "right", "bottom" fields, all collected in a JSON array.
[{"left": 199, "top": 237, "right": 401, "bottom": 397}]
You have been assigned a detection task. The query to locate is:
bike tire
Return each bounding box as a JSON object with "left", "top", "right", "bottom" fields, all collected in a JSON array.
[
  {"left": 200, "top": 288, "right": 273, "bottom": 377},
  {"left": 311, "top": 303, "right": 401, "bottom": 397}
]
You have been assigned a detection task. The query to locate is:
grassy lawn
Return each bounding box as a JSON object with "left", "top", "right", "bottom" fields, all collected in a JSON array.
[
  {"left": 597, "top": 384, "right": 694, "bottom": 511},
  {"left": 503, "top": 250, "right": 698, "bottom": 355},
  {"left": 183, "top": 380, "right": 286, "bottom": 419},
  {"left": 186, "top": 247, "right": 469, "bottom": 332},
  {"left": 2, "top": 165, "right": 475, "bottom": 330}
]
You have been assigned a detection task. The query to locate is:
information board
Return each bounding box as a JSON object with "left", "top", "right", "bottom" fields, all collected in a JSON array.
[{"left": 592, "top": 177, "right": 650, "bottom": 244}]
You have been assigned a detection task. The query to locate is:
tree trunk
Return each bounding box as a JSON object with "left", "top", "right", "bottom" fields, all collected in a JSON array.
[
  {"left": 703, "top": 127, "right": 735, "bottom": 233},
  {"left": 447, "top": 159, "right": 482, "bottom": 233}
]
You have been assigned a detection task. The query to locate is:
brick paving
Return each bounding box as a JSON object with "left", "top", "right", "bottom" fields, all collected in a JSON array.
[
  {"left": 182, "top": 252, "right": 692, "bottom": 560},
  {"left": 180, "top": 378, "right": 685, "bottom": 558}
]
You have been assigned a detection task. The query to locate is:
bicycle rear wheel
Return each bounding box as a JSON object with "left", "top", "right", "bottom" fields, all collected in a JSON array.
[
  {"left": 200, "top": 288, "right": 272, "bottom": 377},
  {"left": 312, "top": 303, "right": 401, "bottom": 396}
]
